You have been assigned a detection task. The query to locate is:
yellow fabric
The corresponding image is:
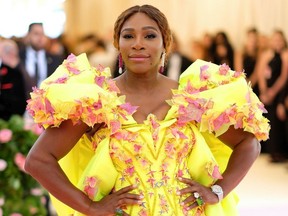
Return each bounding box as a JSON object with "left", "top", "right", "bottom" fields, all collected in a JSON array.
[{"left": 27, "top": 54, "right": 269, "bottom": 216}]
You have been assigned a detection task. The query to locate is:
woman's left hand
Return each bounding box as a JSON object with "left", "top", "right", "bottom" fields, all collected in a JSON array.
[{"left": 177, "top": 177, "right": 219, "bottom": 211}]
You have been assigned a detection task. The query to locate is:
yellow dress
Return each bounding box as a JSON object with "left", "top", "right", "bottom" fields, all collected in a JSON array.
[{"left": 27, "top": 53, "right": 270, "bottom": 216}]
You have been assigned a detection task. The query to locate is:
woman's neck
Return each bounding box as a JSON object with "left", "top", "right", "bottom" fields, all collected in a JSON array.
[
  {"left": 116, "top": 71, "right": 162, "bottom": 94},
  {"left": 121, "top": 71, "right": 161, "bottom": 94}
]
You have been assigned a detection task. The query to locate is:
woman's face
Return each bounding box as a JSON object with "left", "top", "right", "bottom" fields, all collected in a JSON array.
[
  {"left": 119, "top": 12, "right": 164, "bottom": 74},
  {"left": 271, "top": 32, "right": 286, "bottom": 52}
]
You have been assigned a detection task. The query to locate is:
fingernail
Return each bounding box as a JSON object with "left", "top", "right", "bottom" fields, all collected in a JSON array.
[
  {"left": 138, "top": 200, "right": 143, "bottom": 204},
  {"left": 180, "top": 202, "right": 184, "bottom": 206},
  {"left": 178, "top": 177, "right": 182, "bottom": 180},
  {"left": 176, "top": 190, "right": 181, "bottom": 195},
  {"left": 139, "top": 195, "right": 144, "bottom": 199}
]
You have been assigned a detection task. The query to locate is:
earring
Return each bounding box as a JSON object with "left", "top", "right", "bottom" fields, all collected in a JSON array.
[
  {"left": 159, "top": 51, "right": 166, "bottom": 73},
  {"left": 118, "top": 53, "right": 123, "bottom": 74}
]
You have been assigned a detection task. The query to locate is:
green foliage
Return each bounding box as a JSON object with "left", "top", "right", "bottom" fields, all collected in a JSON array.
[{"left": 0, "top": 115, "right": 47, "bottom": 215}]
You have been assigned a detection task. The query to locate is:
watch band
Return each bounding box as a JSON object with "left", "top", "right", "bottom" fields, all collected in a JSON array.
[{"left": 211, "top": 184, "right": 223, "bottom": 202}]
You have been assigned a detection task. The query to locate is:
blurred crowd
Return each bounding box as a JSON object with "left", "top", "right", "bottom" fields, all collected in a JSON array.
[{"left": 0, "top": 23, "right": 287, "bottom": 164}]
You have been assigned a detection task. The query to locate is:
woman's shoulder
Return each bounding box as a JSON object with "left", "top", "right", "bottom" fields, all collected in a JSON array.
[{"left": 160, "top": 74, "right": 179, "bottom": 89}]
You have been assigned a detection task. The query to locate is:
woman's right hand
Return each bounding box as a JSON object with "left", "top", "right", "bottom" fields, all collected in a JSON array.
[{"left": 88, "top": 184, "right": 143, "bottom": 216}]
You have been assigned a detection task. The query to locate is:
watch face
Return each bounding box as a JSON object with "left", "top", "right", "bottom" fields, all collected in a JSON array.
[
  {"left": 212, "top": 185, "right": 222, "bottom": 193},
  {"left": 211, "top": 185, "right": 223, "bottom": 201}
]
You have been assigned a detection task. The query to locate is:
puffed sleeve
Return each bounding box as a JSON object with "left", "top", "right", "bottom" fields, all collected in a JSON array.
[
  {"left": 26, "top": 53, "right": 137, "bottom": 133},
  {"left": 175, "top": 59, "right": 270, "bottom": 141}
]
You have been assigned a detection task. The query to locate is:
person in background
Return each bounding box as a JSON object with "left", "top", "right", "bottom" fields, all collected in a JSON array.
[
  {"left": 211, "top": 31, "right": 235, "bottom": 69},
  {"left": 257, "top": 29, "right": 288, "bottom": 162},
  {"left": 24, "top": 4, "right": 269, "bottom": 216},
  {"left": 163, "top": 32, "right": 193, "bottom": 81},
  {"left": 234, "top": 27, "right": 260, "bottom": 96},
  {"left": 0, "top": 39, "right": 26, "bottom": 120},
  {"left": 201, "top": 32, "right": 214, "bottom": 62},
  {"left": 19, "top": 22, "right": 64, "bottom": 99},
  {"left": 88, "top": 37, "right": 118, "bottom": 74},
  {"left": 276, "top": 81, "right": 288, "bottom": 150}
]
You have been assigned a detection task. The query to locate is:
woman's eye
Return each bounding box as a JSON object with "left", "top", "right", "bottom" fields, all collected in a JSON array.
[
  {"left": 145, "top": 34, "right": 156, "bottom": 39},
  {"left": 123, "top": 34, "right": 133, "bottom": 39}
]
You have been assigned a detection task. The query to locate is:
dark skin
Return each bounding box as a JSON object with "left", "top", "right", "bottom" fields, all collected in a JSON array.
[{"left": 25, "top": 12, "right": 261, "bottom": 215}]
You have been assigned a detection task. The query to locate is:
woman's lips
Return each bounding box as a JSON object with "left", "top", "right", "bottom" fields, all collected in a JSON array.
[{"left": 128, "top": 54, "right": 149, "bottom": 62}]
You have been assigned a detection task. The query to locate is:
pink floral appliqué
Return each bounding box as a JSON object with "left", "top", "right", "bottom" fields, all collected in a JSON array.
[
  {"left": 64, "top": 54, "right": 80, "bottom": 75},
  {"left": 83, "top": 176, "right": 100, "bottom": 199},
  {"left": 218, "top": 63, "right": 230, "bottom": 75},
  {"left": 200, "top": 64, "right": 210, "bottom": 81},
  {"left": 206, "top": 162, "right": 223, "bottom": 180}
]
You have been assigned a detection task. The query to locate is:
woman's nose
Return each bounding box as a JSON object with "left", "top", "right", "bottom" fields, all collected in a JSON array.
[{"left": 132, "top": 37, "right": 144, "bottom": 50}]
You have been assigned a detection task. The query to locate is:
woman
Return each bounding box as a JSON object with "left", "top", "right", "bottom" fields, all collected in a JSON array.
[
  {"left": 234, "top": 28, "right": 260, "bottom": 96},
  {"left": 25, "top": 5, "right": 269, "bottom": 216},
  {"left": 257, "top": 30, "right": 288, "bottom": 162}
]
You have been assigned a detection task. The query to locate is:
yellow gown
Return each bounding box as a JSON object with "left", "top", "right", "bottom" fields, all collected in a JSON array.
[{"left": 27, "top": 53, "right": 270, "bottom": 216}]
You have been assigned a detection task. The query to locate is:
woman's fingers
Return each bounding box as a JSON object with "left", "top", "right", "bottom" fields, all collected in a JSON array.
[
  {"left": 115, "top": 184, "right": 137, "bottom": 195},
  {"left": 117, "top": 193, "right": 143, "bottom": 207}
]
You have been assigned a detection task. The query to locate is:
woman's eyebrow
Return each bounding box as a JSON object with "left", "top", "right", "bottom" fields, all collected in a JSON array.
[{"left": 121, "top": 26, "right": 159, "bottom": 34}]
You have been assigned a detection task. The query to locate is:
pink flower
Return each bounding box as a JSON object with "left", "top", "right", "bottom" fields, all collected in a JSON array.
[
  {"left": 125, "top": 166, "right": 135, "bottom": 176},
  {"left": 14, "top": 153, "right": 26, "bottom": 172},
  {"left": 83, "top": 176, "right": 99, "bottom": 199},
  {"left": 233, "top": 70, "right": 244, "bottom": 78},
  {"left": 30, "top": 188, "right": 43, "bottom": 196},
  {"left": 95, "top": 76, "right": 105, "bottom": 87},
  {"left": 64, "top": 54, "right": 80, "bottom": 75},
  {"left": 0, "top": 159, "right": 7, "bottom": 171},
  {"left": 54, "top": 75, "right": 68, "bottom": 84},
  {"left": 119, "top": 103, "right": 138, "bottom": 115},
  {"left": 134, "top": 144, "right": 142, "bottom": 153},
  {"left": 184, "top": 81, "right": 199, "bottom": 94},
  {"left": 107, "top": 79, "right": 120, "bottom": 93},
  {"left": 200, "top": 64, "right": 210, "bottom": 81},
  {"left": 95, "top": 64, "right": 105, "bottom": 72},
  {"left": 110, "top": 120, "right": 121, "bottom": 134},
  {"left": 0, "top": 129, "right": 12, "bottom": 143},
  {"left": 219, "top": 63, "right": 230, "bottom": 75},
  {"left": 10, "top": 213, "right": 22, "bottom": 216},
  {"left": 211, "top": 165, "right": 223, "bottom": 179},
  {"left": 213, "top": 112, "right": 230, "bottom": 130}
]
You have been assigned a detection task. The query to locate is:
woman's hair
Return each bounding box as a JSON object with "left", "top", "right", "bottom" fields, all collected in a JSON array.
[{"left": 113, "top": 5, "right": 173, "bottom": 55}]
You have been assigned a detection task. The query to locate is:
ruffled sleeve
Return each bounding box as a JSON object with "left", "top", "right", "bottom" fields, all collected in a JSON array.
[
  {"left": 173, "top": 59, "right": 270, "bottom": 141},
  {"left": 26, "top": 53, "right": 137, "bottom": 133}
]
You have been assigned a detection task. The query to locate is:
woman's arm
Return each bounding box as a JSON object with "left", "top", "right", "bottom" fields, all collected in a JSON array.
[
  {"left": 234, "top": 50, "right": 243, "bottom": 73},
  {"left": 215, "top": 127, "right": 261, "bottom": 197},
  {"left": 24, "top": 120, "right": 95, "bottom": 213},
  {"left": 256, "top": 50, "right": 270, "bottom": 95}
]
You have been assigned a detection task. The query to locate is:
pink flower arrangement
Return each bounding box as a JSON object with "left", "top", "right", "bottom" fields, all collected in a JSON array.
[
  {"left": 0, "top": 115, "right": 47, "bottom": 215},
  {"left": 0, "top": 160, "right": 7, "bottom": 171},
  {"left": 0, "top": 129, "right": 12, "bottom": 143}
]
